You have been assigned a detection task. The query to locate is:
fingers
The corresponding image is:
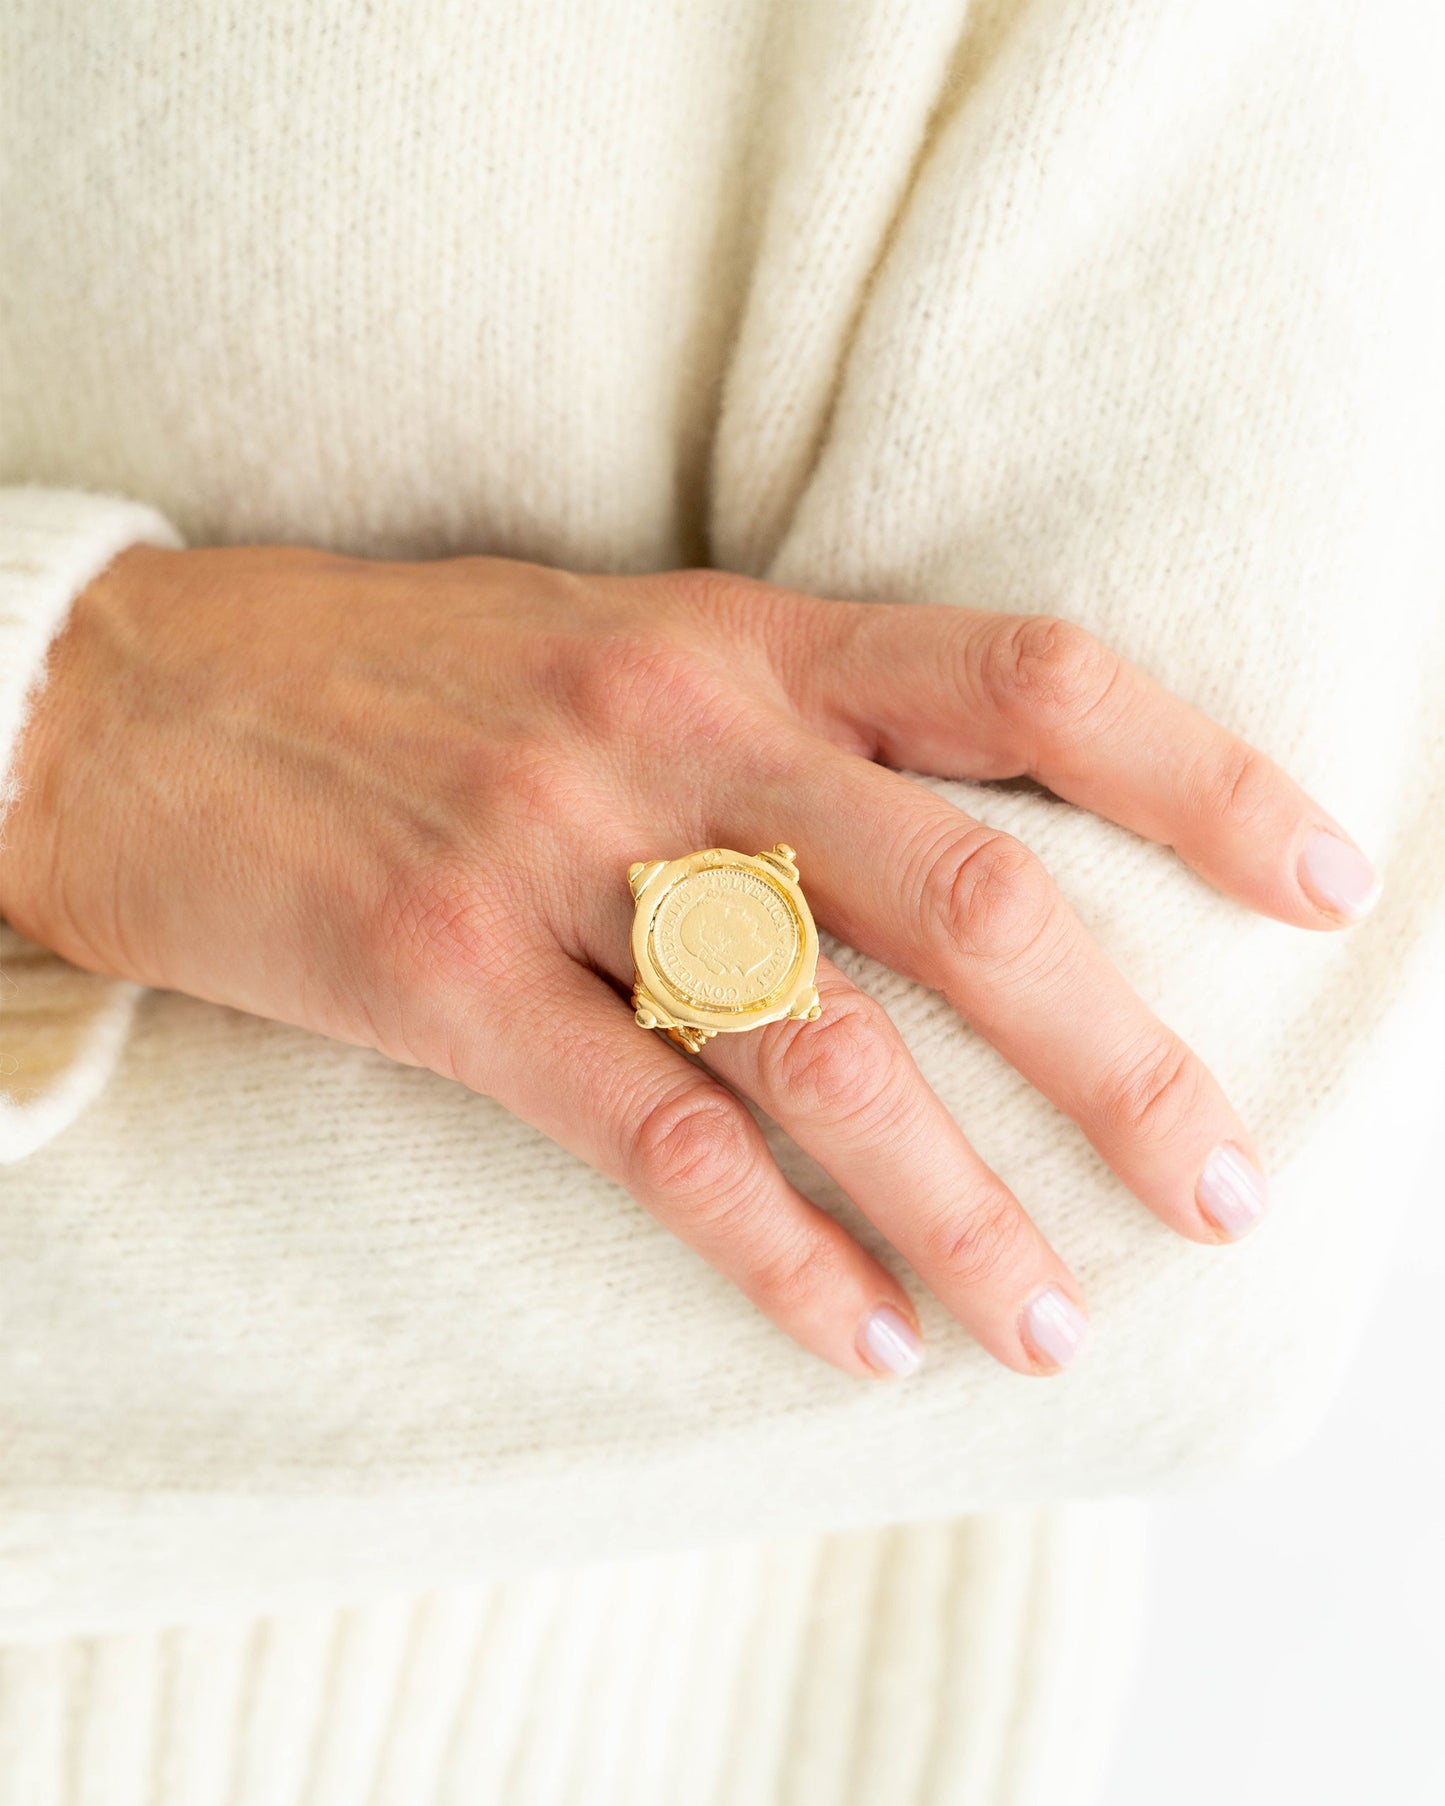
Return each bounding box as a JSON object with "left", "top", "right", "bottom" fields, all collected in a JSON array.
[
  {"left": 772, "top": 746, "right": 1269, "bottom": 1246},
  {"left": 702, "top": 958, "right": 1092, "bottom": 1376},
  {"left": 772, "top": 599, "right": 1381, "bottom": 930},
  {"left": 454, "top": 951, "right": 926, "bottom": 1381}
]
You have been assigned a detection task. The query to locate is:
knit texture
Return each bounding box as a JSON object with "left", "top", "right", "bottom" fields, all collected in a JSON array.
[
  {"left": 0, "top": 1504, "right": 1146, "bottom": 1806},
  {"left": 1, "top": 0, "right": 1442, "bottom": 1799},
  {"left": 0, "top": 490, "right": 181, "bottom": 1159}
]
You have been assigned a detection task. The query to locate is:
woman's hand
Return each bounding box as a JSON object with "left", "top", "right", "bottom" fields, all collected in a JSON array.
[{"left": 0, "top": 545, "right": 1380, "bottom": 1380}]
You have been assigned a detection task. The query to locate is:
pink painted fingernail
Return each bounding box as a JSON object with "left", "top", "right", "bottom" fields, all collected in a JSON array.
[
  {"left": 857, "top": 1305, "right": 924, "bottom": 1378},
  {"left": 1298, "top": 830, "right": 1381, "bottom": 921},
  {"left": 1021, "top": 1285, "right": 1091, "bottom": 1371},
  {"left": 1197, "top": 1141, "right": 1269, "bottom": 1238}
]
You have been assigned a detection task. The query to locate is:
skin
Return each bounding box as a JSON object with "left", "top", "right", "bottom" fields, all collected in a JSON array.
[{"left": 0, "top": 545, "right": 1376, "bottom": 1380}]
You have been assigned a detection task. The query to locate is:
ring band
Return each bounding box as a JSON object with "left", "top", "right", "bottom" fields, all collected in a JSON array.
[{"left": 628, "top": 843, "right": 823, "bottom": 1053}]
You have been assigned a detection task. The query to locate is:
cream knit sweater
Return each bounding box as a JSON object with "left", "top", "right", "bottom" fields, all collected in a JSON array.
[{"left": 2, "top": 1, "right": 1443, "bottom": 1801}]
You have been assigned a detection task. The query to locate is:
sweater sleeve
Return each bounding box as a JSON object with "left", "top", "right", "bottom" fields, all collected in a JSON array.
[
  {"left": 1, "top": 3, "right": 1442, "bottom": 1646},
  {"left": 0, "top": 487, "right": 182, "bottom": 1163}
]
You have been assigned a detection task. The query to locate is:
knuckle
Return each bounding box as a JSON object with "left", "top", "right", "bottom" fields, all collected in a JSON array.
[
  {"left": 487, "top": 735, "right": 598, "bottom": 835},
  {"left": 748, "top": 1229, "right": 844, "bottom": 1314},
  {"left": 920, "top": 1190, "right": 1029, "bottom": 1291},
  {"left": 926, "top": 828, "right": 1056, "bottom": 965},
  {"left": 629, "top": 1084, "right": 756, "bottom": 1201},
  {"left": 982, "top": 614, "right": 1122, "bottom": 734},
  {"left": 1098, "top": 1035, "right": 1207, "bottom": 1145},
  {"left": 371, "top": 859, "right": 514, "bottom": 995},
  {"left": 1198, "top": 743, "right": 1277, "bottom": 835},
  {"left": 756, "top": 991, "right": 900, "bottom": 1125},
  {"left": 567, "top": 628, "right": 750, "bottom": 747}
]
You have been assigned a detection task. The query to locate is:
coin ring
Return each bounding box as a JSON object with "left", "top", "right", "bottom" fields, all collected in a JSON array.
[{"left": 627, "top": 844, "right": 823, "bottom": 1052}]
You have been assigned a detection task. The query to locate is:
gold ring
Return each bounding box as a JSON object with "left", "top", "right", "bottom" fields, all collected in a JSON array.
[{"left": 628, "top": 843, "right": 823, "bottom": 1054}]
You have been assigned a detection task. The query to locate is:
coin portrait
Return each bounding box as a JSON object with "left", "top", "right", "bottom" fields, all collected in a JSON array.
[{"left": 648, "top": 865, "right": 803, "bottom": 1013}]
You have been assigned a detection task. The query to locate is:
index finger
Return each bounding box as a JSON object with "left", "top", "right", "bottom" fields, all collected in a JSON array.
[{"left": 775, "top": 600, "right": 1382, "bottom": 929}]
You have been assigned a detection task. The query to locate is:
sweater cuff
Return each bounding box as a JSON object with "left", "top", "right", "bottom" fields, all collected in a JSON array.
[{"left": 0, "top": 485, "right": 183, "bottom": 1163}]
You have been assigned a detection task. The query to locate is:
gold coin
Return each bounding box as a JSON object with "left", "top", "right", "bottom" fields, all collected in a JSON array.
[{"left": 648, "top": 864, "right": 803, "bottom": 1013}]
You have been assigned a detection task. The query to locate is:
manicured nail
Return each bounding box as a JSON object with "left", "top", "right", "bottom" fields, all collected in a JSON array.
[
  {"left": 1298, "top": 830, "right": 1381, "bottom": 921},
  {"left": 1020, "top": 1285, "right": 1091, "bottom": 1371},
  {"left": 857, "top": 1305, "right": 924, "bottom": 1378},
  {"left": 1197, "top": 1141, "right": 1268, "bottom": 1238}
]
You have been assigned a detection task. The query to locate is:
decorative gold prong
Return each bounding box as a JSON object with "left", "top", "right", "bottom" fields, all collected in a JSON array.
[
  {"left": 757, "top": 844, "right": 799, "bottom": 883},
  {"left": 628, "top": 859, "right": 667, "bottom": 900},
  {"left": 631, "top": 983, "right": 674, "bottom": 1032}
]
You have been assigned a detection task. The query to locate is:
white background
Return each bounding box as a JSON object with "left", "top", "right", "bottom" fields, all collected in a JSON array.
[{"left": 1106, "top": 1118, "right": 1445, "bottom": 1804}]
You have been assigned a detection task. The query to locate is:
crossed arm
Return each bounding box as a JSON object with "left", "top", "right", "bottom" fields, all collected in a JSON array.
[{"left": 0, "top": 541, "right": 1380, "bottom": 1383}]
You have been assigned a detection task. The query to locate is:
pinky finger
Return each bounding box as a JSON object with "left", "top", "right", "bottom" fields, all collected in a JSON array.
[{"left": 461, "top": 955, "right": 926, "bottom": 1382}]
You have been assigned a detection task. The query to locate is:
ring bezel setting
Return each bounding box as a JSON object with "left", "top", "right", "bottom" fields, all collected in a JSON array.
[{"left": 628, "top": 843, "right": 822, "bottom": 1053}]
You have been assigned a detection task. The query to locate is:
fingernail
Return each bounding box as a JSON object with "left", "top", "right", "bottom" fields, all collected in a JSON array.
[
  {"left": 1020, "top": 1284, "right": 1091, "bottom": 1371},
  {"left": 1197, "top": 1141, "right": 1269, "bottom": 1238},
  {"left": 1298, "top": 829, "right": 1381, "bottom": 921},
  {"left": 857, "top": 1305, "right": 924, "bottom": 1378}
]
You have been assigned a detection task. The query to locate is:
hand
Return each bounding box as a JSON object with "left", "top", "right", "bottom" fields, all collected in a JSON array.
[{"left": 0, "top": 545, "right": 1381, "bottom": 1379}]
